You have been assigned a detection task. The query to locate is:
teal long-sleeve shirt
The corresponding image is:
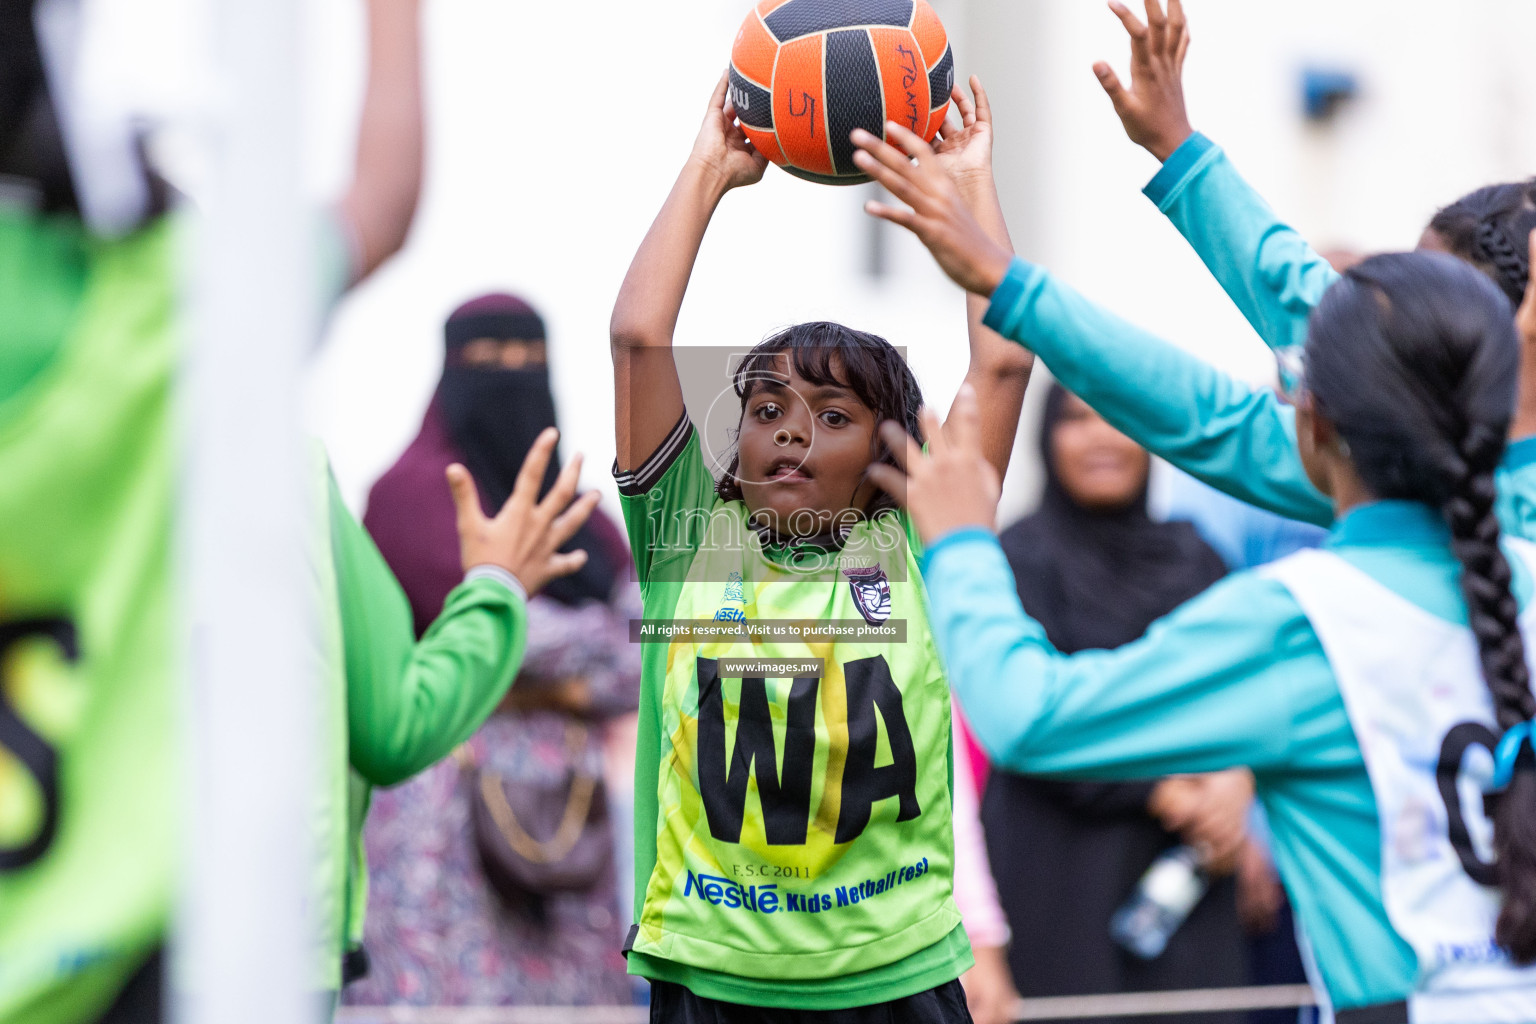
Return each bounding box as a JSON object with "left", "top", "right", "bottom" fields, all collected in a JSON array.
[
  {"left": 985, "top": 131, "right": 1536, "bottom": 539},
  {"left": 984, "top": 255, "right": 1536, "bottom": 540},
  {"left": 1144, "top": 132, "right": 1340, "bottom": 356},
  {"left": 1149, "top": 132, "right": 1536, "bottom": 538},
  {"left": 922, "top": 502, "right": 1534, "bottom": 1012}
]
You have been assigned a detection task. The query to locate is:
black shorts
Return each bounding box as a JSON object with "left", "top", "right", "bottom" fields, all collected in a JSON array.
[{"left": 648, "top": 978, "right": 974, "bottom": 1024}]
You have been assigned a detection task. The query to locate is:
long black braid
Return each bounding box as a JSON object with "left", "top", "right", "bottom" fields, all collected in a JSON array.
[
  {"left": 1429, "top": 179, "right": 1536, "bottom": 307},
  {"left": 1308, "top": 252, "right": 1536, "bottom": 961},
  {"left": 1478, "top": 217, "right": 1533, "bottom": 309},
  {"left": 1444, "top": 420, "right": 1536, "bottom": 958}
]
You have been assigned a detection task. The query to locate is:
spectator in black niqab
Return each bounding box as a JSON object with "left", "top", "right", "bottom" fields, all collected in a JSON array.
[
  {"left": 350, "top": 293, "right": 640, "bottom": 1007},
  {"left": 365, "top": 294, "right": 626, "bottom": 633}
]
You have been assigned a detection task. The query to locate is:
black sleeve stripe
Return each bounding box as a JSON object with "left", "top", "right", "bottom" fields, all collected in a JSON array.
[{"left": 613, "top": 411, "right": 694, "bottom": 496}]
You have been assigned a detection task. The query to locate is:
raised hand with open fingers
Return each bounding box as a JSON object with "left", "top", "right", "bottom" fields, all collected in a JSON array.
[
  {"left": 1093, "top": 0, "right": 1194, "bottom": 163},
  {"left": 691, "top": 70, "right": 769, "bottom": 193},
  {"left": 446, "top": 426, "right": 602, "bottom": 597},
  {"left": 930, "top": 75, "right": 997, "bottom": 191},
  {"left": 852, "top": 123, "right": 1013, "bottom": 297},
  {"left": 865, "top": 384, "right": 1002, "bottom": 546}
]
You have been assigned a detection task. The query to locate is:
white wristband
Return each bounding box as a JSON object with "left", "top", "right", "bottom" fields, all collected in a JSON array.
[{"left": 465, "top": 564, "right": 528, "bottom": 603}]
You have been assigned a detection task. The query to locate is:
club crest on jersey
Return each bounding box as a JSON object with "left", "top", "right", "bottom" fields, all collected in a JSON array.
[
  {"left": 842, "top": 565, "right": 891, "bottom": 625},
  {"left": 715, "top": 572, "right": 746, "bottom": 621}
]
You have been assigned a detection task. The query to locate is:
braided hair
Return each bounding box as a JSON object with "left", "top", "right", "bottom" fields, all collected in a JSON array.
[
  {"left": 1307, "top": 252, "right": 1536, "bottom": 961},
  {"left": 714, "top": 321, "right": 923, "bottom": 520},
  {"left": 1428, "top": 179, "right": 1536, "bottom": 307}
]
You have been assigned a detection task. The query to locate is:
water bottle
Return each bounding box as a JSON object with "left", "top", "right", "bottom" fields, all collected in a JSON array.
[{"left": 1110, "top": 845, "right": 1209, "bottom": 959}]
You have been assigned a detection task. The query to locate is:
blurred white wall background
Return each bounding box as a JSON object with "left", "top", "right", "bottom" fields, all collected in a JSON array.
[{"left": 301, "top": 0, "right": 1536, "bottom": 528}]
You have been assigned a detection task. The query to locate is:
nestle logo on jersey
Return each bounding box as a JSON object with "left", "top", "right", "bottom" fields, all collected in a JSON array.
[
  {"left": 683, "top": 871, "right": 786, "bottom": 914},
  {"left": 680, "top": 871, "right": 839, "bottom": 915},
  {"left": 681, "top": 856, "right": 931, "bottom": 918}
]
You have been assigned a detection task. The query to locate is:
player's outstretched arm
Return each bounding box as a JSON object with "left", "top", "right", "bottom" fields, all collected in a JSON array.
[
  {"left": 343, "top": 429, "right": 601, "bottom": 786},
  {"left": 853, "top": 122, "right": 1334, "bottom": 526},
  {"left": 611, "top": 72, "right": 766, "bottom": 470},
  {"left": 867, "top": 387, "right": 1309, "bottom": 781},
  {"left": 337, "top": 0, "right": 425, "bottom": 285},
  {"left": 1094, "top": 0, "right": 1338, "bottom": 354},
  {"left": 930, "top": 76, "right": 1036, "bottom": 483}
]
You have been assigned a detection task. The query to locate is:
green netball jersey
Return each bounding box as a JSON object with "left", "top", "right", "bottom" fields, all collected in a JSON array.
[
  {"left": 0, "top": 210, "right": 179, "bottom": 1024},
  {"left": 616, "top": 414, "right": 971, "bottom": 1009}
]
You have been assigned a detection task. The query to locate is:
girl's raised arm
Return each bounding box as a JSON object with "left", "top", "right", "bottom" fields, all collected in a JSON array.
[
  {"left": 1094, "top": 0, "right": 1339, "bottom": 354},
  {"left": 852, "top": 120, "right": 1335, "bottom": 527},
  {"left": 610, "top": 73, "right": 766, "bottom": 470},
  {"left": 930, "top": 77, "right": 1036, "bottom": 482},
  {"left": 864, "top": 392, "right": 1311, "bottom": 782}
]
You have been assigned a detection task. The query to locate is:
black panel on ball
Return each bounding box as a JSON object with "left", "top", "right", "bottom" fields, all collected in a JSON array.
[
  {"left": 927, "top": 44, "right": 953, "bottom": 110},
  {"left": 764, "top": 0, "right": 914, "bottom": 43},
  {"left": 728, "top": 66, "right": 775, "bottom": 130},
  {"left": 781, "top": 164, "right": 871, "bottom": 186},
  {"left": 825, "top": 29, "right": 885, "bottom": 178}
]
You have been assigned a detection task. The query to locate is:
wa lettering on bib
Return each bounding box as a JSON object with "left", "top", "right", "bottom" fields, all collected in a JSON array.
[
  {"left": 1265, "top": 545, "right": 1536, "bottom": 1023},
  {"left": 631, "top": 503, "right": 960, "bottom": 981}
]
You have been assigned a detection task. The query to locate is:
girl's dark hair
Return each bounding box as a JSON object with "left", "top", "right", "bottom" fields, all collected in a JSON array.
[
  {"left": 715, "top": 321, "right": 924, "bottom": 516},
  {"left": 1307, "top": 251, "right": 1536, "bottom": 961},
  {"left": 1428, "top": 179, "right": 1536, "bottom": 307}
]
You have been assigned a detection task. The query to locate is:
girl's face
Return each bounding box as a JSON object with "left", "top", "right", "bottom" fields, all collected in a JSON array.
[
  {"left": 734, "top": 353, "right": 884, "bottom": 536},
  {"left": 1049, "top": 392, "right": 1149, "bottom": 511}
]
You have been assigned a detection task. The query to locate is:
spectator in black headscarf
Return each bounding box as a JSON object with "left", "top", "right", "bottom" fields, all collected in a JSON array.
[
  {"left": 346, "top": 294, "right": 641, "bottom": 1007},
  {"left": 982, "top": 383, "right": 1253, "bottom": 1022}
]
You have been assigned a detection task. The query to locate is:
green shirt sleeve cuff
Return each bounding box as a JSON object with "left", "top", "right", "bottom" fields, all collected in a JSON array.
[
  {"left": 465, "top": 564, "right": 528, "bottom": 603},
  {"left": 919, "top": 526, "right": 1000, "bottom": 576},
  {"left": 1143, "top": 131, "right": 1217, "bottom": 210}
]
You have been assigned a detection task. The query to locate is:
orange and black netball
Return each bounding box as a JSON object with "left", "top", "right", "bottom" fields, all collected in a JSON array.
[{"left": 729, "top": 0, "right": 954, "bottom": 185}]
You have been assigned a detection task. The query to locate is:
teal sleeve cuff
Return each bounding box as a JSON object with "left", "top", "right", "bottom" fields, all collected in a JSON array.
[
  {"left": 919, "top": 526, "right": 1000, "bottom": 576},
  {"left": 982, "top": 257, "right": 1032, "bottom": 337},
  {"left": 1504, "top": 436, "right": 1536, "bottom": 473},
  {"left": 1143, "top": 131, "right": 1216, "bottom": 209}
]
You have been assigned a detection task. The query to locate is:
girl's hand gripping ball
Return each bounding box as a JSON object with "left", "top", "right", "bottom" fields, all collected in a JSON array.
[{"left": 691, "top": 71, "right": 769, "bottom": 194}]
